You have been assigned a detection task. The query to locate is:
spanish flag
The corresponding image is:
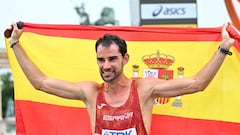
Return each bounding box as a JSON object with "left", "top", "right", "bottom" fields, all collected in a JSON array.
[{"left": 5, "top": 22, "right": 240, "bottom": 135}]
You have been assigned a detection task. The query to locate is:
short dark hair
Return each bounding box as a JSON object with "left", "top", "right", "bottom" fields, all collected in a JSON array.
[{"left": 95, "top": 34, "right": 127, "bottom": 57}]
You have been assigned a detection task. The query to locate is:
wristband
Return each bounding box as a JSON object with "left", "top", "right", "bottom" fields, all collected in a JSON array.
[
  {"left": 218, "top": 46, "right": 232, "bottom": 55},
  {"left": 10, "top": 40, "right": 19, "bottom": 48}
]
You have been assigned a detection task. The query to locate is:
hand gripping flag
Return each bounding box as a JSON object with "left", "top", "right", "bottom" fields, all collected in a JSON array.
[{"left": 4, "top": 22, "right": 240, "bottom": 135}]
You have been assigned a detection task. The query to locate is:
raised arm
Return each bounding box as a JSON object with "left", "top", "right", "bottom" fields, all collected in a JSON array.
[
  {"left": 8, "top": 22, "right": 98, "bottom": 101},
  {"left": 191, "top": 23, "right": 235, "bottom": 90},
  {"left": 142, "top": 23, "right": 236, "bottom": 98}
]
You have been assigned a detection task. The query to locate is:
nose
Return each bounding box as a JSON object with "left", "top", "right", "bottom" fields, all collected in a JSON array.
[{"left": 103, "top": 61, "right": 111, "bottom": 69}]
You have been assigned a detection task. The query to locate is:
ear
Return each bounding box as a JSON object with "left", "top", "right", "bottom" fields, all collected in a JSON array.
[{"left": 123, "top": 53, "right": 129, "bottom": 64}]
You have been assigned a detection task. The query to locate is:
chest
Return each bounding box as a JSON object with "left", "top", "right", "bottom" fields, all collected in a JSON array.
[
  {"left": 95, "top": 85, "right": 148, "bottom": 134},
  {"left": 104, "top": 90, "right": 130, "bottom": 107}
]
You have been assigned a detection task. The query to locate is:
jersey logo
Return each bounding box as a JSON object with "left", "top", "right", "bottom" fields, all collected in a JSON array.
[{"left": 97, "top": 103, "right": 107, "bottom": 109}]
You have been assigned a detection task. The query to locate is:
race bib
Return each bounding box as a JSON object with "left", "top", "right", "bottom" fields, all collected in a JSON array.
[{"left": 102, "top": 127, "right": 137, "bottom": 135}]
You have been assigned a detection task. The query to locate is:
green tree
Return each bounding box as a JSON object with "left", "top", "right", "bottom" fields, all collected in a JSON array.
[{"left": 1, "top": 72, "right": 14, "bottom": 118}]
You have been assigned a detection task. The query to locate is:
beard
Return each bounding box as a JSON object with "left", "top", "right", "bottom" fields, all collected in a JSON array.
[{"left": 100, "top": 69, "right": 122, "bottom": 82}]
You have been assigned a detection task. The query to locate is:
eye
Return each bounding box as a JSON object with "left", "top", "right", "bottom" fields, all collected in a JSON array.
[
  {"left": 97, "top": 58, "right": 105, "bottom": 62},
  {"left": 109, "top": 56, "right": 117, "bottom": 61}
]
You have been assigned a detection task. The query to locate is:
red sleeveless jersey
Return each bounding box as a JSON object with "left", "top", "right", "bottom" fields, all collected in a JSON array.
[{"left": 95, "top": 80, "right": 148, "bottom": 135}]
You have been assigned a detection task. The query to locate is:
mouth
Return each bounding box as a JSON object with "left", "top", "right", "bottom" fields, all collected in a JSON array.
[{"left": 102, "top": 71, "right": 113, "bottom": 77}]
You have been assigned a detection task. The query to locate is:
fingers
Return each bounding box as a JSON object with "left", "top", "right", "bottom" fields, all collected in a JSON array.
[
  {"left": 221, "top": 23, "right": 236, "bottom": 48},
  {"left": 12, "top": 22, "right": 18, "bottom": 30},
  {"left": 222, "top": 23, "right": 228, "bottom": 30},
  {"left": 222, "top": 23, "right": 229, "bottom": 39},
  {"left": 9, "top": 22, "right": 23, "bottom": 43}
]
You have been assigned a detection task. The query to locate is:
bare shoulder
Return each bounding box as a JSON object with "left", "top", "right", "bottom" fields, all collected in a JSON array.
[
  {"left": 135, "top": 77, "right": 165, "bottom": 91},
  {"left": 76, "top": 81, "right": 102, "bottom": 90},
  {"left": 134, "top": 78, "right": 165, "bottom": 99},
  {"left": 76, "top": 81, "right": 102, "bottom": 103},
  {"left": 76, "top": 81, "right": 102, "bottom": 94}
]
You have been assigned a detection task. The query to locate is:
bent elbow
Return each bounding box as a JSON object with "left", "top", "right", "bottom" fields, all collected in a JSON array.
[
  {"left": 191, "top": 78, "right": 210, "bottom": 93},
  {"left": 30, "top": 81, "right": 44, "bottom": 91},
  {"left": 33, "top": 84, "right": 42, "bottom": 90},
  {"left": 196, "top": 86, "right": 206, "bottom": 92},
  {"left": 29, "top": 76, "right": 47, "bottom": 91}
]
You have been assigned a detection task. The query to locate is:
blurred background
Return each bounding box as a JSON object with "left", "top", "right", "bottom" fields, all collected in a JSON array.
[{"left": 0, "top": 0, "right": 239, "bottom": 134}]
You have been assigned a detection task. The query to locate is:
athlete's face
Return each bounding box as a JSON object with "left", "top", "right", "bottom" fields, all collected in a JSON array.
[{"left": 96, "top": 43, "right": 129, "bottom": 82}]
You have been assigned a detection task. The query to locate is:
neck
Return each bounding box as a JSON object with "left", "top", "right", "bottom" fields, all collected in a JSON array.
[{"left": 104, "top": 75, "right": 130, "bottom": 93}]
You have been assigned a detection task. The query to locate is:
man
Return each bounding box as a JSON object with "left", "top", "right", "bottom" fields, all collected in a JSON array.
[{"left": 8, "top": 22, "right": 235, "bottom": 135}]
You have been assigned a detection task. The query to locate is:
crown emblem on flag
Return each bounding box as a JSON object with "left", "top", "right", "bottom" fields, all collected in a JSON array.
[{"left": 142, "top": 50, "right": 175, "bottom": 69}]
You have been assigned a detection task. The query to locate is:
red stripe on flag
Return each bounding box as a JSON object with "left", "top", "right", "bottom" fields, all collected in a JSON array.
[
  {"left": 15, "top": 100, "right": 240, "bottom": 135},
  {"left": 15, "top": 100, "right": 91, "bottom": 135},
  {"left": 227, "top": 24, "right": 240, "bottom": 51},
  {"left": 151, "top": 114, "right": 240, "bottom": 135},
  {"left": 22, "top": 22, "right": 222, "bottom": 42}
]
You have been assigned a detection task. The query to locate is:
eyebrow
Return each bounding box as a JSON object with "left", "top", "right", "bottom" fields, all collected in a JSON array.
[
  {"left": 97, "top": 56, "right": 118, "bottom": 61},
  {"left": 97, "top": 57, "right": 104, "bottom": 61},
  {"left": 109, "top": 56, "right": 118, "bottom": 60}
]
